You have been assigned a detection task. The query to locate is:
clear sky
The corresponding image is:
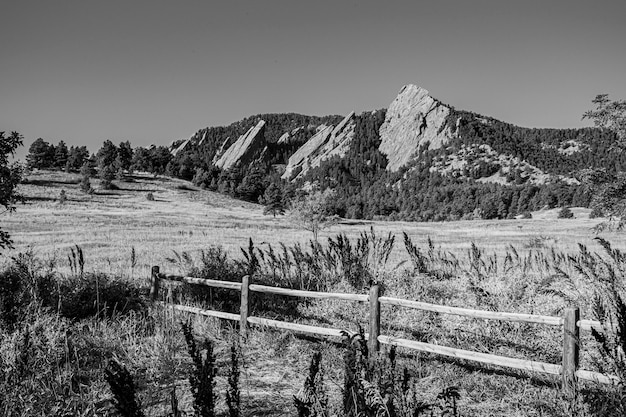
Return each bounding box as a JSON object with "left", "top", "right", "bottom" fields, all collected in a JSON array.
[{"left": 1, "top": 0, "right": 625, "bottom": 158}]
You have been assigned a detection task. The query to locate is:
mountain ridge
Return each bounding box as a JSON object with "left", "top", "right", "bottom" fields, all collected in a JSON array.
[{"left": 163, "top": 84, "right": 622, "bottom": 221}]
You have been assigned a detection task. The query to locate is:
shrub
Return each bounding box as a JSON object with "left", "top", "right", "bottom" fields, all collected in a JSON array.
[
  {"left": 590, "top": 206, "right": 604, "bottom": 219},
  {"left": 558, "top": 207, "right": 574, "bottom": 219},
  {"left": 182, "top": 321, "right": 217, "bottom": 417},
  {"left": 146, "top": 192, "right": 154, "bottom": 201},
  {"left": 52, "top": 273, "right": 146, "bottom": 320},
  {"left": 80, "top": 175, "right": 93, "bottom": 194},
  {"left": 58, "top": 189, "right": 67, "bottom": 204},
  {"left": 0, "top": 254, "right": 55, "bottom": 331},
  {"left": 295, "top": 331, "right": 462, "bottom": 417},
  {"left": 104, "top": 359, "right": 145, "bottom": 417}
]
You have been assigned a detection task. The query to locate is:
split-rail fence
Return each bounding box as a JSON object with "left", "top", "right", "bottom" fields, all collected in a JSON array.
[{"left": 149, "top": 266, "right": 620, "bottom": 396}]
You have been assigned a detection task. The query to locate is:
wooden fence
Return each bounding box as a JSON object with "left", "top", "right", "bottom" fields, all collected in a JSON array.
[{"left": 149, "top": 266, "right": 620, "bottom": 395}]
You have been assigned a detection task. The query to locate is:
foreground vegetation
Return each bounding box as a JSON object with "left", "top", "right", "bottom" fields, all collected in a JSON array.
[{"left": 2, "top": 170, "right": 626, "bottom": 416}]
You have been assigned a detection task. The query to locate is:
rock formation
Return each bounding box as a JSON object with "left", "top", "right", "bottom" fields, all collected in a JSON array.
[
  {"left": 215, "top": 120, "right": 266, "bottom": 170},
  {"left": 378, "top": 85, "right": 454, "bottom": 171},
  {"left": 171, "top": 137, "right": 191, "bottom": 157},
  {"left": 277, "top": 127, "right": 303, "bottom": 144},
  {"left": 282, "top": 112, "right": 356, "bottom": 180}
]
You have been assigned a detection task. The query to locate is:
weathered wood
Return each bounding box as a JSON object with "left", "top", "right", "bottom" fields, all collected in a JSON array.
[
  {"left": 248, "top": 284, "right": 369, "bottom": 302},
  {"left": 369, "top": 284, "right": 381, "bottom": 357},
  {"left": 150, "top": 266, "right": 160, "bottom": 301},
  {"left": 160, "top": 274, "right": 243, "bottom": 291},
  {"left": 562, "top": 308, "right": 580, "bottom": 395},
  {"left": 576, "top": 369, "right": 620, "bottom": 385},
  {"left": 167, "top": 304, "right": 239, "bottom": 321},
  {"left": 577, "top": 319, "right": 617, "bottom": 333},
  {"left": 240, "top": 275, "right": 250, "bottom": 338},
  {"left": 379, "top": 296, "right": 562, "bottom": 325},
  {"left": 378, "top": 335, "right": 562, "bottom": 375},
  {"left": 247, "top": 316, "right": 355, "bottom": 338}
]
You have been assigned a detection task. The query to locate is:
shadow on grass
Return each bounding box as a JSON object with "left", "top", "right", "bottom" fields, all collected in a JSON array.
[
  {"left": 22, "top": 196, "right": 60, "bottom": 203},
  {"left": 23, "top": 179, "right": 80, "bottom": 186}
]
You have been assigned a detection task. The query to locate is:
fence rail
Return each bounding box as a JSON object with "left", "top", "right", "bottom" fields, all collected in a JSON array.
[{"left": 150, "top": 266, "right": 619, "bottom": 395}]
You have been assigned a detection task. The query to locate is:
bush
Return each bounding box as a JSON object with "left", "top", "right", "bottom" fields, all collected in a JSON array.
[
  {"left": 52, "top": 273, "right": 146, "bottom": 320},
  {"left": 146, "top": 192, "right": 154, "bottom": 201},
  {"left": 58, "top": 189, "right": 67, "bottom": 204},
  {"left": 80, "top": 175, "right": 93, "bottom": 194},
  {"left": 0, "top": 255, "right": 55, "bottom": 331},
  {"left": 590, "top": 206, "right": 604, "bottom": 219},
  {"left": 558, "top": 207, "right": 574, "bottom": 219}
]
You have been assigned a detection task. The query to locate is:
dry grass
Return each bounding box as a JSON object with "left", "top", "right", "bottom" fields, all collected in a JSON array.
[
  {"left": 5, "top": 170, "right": 620, "bottom": 276},
  {"left": 3, "top": 170, "right": 625, "bottom": 416}
]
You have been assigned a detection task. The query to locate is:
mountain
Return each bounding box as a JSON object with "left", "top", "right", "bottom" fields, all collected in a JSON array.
[
  {"left": 162, "top": 84, "right": 623, "bottom": 221},
  {"left": 379, "top": 85, "right": 455, "bottom": 171}
]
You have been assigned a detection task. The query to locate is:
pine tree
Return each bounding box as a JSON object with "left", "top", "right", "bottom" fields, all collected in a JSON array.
[{"left": 262, "top": 182, "right": 285, "bottom": 217}]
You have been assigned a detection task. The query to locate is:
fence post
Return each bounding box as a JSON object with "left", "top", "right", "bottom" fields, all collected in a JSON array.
[
  {"left": 150, "top": 266, "right": 160, "bottom": 301},
  {"left": 240, "top": 275, "right": 250, "bottom": 338},
  {"left": 369, "top": 283, "right": 381, "bottom": 358},
  {"left": 562, "top": 307, "right": 580, "bottom": 396}
]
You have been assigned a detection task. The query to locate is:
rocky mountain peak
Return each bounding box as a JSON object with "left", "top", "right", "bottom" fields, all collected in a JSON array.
[{"left": 378, "top": 84, "right": 454, "bottom": 171}]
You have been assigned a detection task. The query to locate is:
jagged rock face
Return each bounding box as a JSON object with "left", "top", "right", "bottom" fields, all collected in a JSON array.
[
  {"left": 215, "top": 120, "right": 266, "bottom": 170},
  {"left": 282, "top": 111, "right": 356, "bottom": 180},
  {"left": 379, "top": 85, "right": 454, "bottom": 171}
]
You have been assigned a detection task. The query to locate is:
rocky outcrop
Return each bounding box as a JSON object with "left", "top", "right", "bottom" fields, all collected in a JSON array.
[
  {"left": 215, "top": 120, "right": 266, "bottom": 170},
  {"left": 378, "top": 85, "right": 454, "bottom": 171},
  {"left": 277, "top": 127, "right": 303, "bottom": 144},
  {"left": 282, "top": 112, "right": 356, "bottom": 180},
  {"left": 171, "top": 137, "right": 191, "bottom": 157}
]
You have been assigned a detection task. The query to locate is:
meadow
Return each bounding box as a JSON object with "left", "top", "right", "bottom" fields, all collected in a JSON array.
[{"left": 2, "top": 170, "right": 625, "bottom": 416}]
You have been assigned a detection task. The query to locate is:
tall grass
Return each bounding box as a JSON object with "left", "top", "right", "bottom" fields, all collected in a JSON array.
[{"left": 3, "top": 229, "right": 626, "bottom": 415}]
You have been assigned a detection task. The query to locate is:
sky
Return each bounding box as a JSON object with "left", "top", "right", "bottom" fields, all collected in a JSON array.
[{"left": 1, "top": 0, "right": 625, "bottom": 159}]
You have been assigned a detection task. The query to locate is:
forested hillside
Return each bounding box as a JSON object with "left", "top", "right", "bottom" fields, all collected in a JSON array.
[{"left": 26, "top": 91, "right": 622, "bottom": 222}]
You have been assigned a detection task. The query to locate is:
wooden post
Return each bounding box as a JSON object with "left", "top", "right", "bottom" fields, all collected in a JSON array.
[
  {"left": 369, "top": 283, "right": 381, "bottom": 358},
  {"left": 240, "top": 275, "right": 250, "bottom": 338},
  {"left": 150, "top": 266, "right": 160, "bottom": 301},
  {"left": 562, "top": 307, "right": 580, "bottom": 396}
]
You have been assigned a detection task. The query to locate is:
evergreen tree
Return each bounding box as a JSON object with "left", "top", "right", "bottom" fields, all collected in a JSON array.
[
  {"left": 26, "top": 138, "right": 53, "bottom": 169},
  {"left": 117, "top": 141, "right": 134, "bottom": 172},
  {"left": 262, "top": 182, "right": 285, "bottom": 217},
  {"left": 79, "top": 162, "right": 94, "bottom": 194},
  {"left": 54, "top": 140, "right": 68, "bottom": 169},
  {"left": 67, "top": 146, "right": 90, "bottom": 171},
  {"left": 96, "top": 140, "right": 118, "bottom": 169}
]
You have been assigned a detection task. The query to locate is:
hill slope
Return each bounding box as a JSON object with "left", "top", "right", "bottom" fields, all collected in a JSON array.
[{"left": 162, "top": 84, "right": 621, "bottom": 221}]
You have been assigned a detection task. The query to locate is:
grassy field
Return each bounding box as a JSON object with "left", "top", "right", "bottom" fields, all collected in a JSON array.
[
  {"left": 4, "top": 170, "right": 618, "bottom": 277},
  {"left": 3, "top": 170, "right": 625, "bottom": 416}
]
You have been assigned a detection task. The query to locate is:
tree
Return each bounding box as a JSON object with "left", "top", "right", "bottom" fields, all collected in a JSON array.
[
  {"left": 96, "top": 140, "right": 118, "bottom": 169},
  {"left": 131, "top": 147, "right": 151, "bottom": 172},
  {"left": 262, "top": 182, "right": 285, "bottom": 217},
  {"left": 0, "top": 131, "right": 23, "bottom": 249},
  {"left": 583, "top": 95, "right": 626, "bottom": 230},
  {"left": 53, "top": 140, "right": 68, "bottom": 169},
  {"left": 67, "top": 146, "right": 90, "bottom": 171},
  {"left": 289, "top": 188, "right": 339, "bottom": 241},
  {"left": 583, "top": 94, "right": 626, "bottom": 145},
  {"left": 79, "top": 162, "right": 94, "bottom": 194},
  {"left": 100, "top": 164, "right": 117, "bottom": 190},
  {"left": 26, "top": 138, "right": 53, "bottom": 169},
  {"left": 117, "top": 141, "right": 134, "bottom": 172}
]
